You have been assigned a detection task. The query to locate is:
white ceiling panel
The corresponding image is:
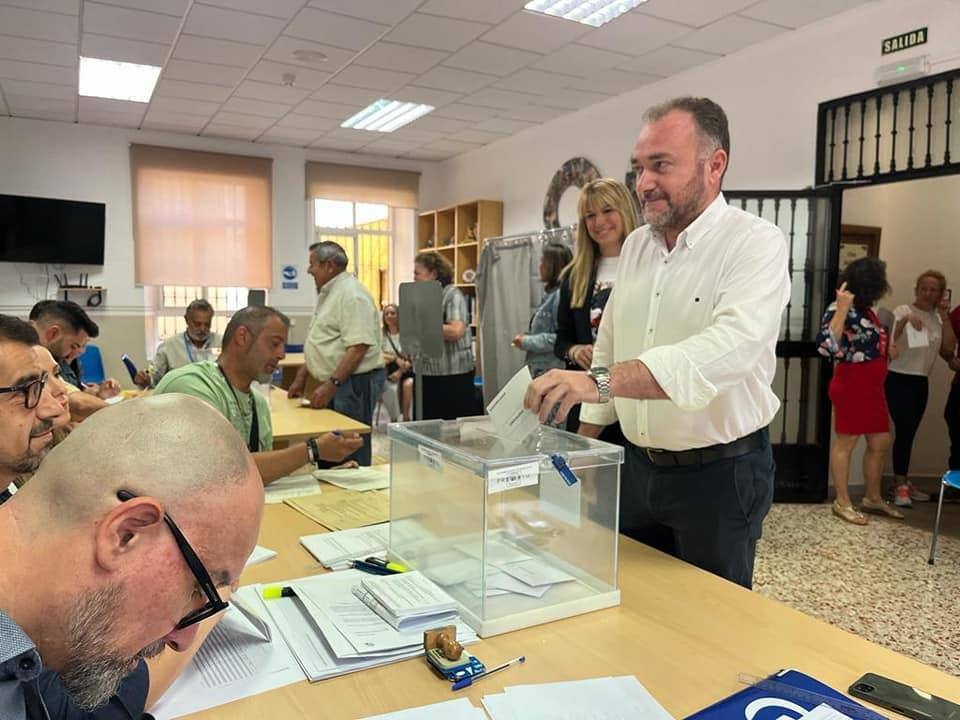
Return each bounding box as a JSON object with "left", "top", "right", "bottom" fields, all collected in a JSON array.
[
  {"left": 92, "top": 0, "right": 188, "bottom": 17},
  {"left": 6, "top": 94, "right": 75, "bottom": 113},
  {"left": 235, "top": 79, "right": 309, "bottom": 104},
  {"left": 672, "top": 15, "right": 786, "bottom": 55},
  {"left": 493, "top": 68, "right": 575, "bottom": 95},
  {"left": 362, "top": 138, "right": 419, "bottom": 153},
  {"left": 388, "top": 127, "right": 447, "bottom": 143},
  {"left": 0, "top": 36, "right": 78, "bottom": 67},
  {"left": 386, "top": 13, "right": 488, "bottom": 53},
  {"left": 154, "top": 78, "right": 233, "bottom": 102},
  {"left": 149, "top": 94, "right": 221, "bottom": 115},
  {"left": 473, "top": 116, "right": 536, "bottom": 133},
  {"left": 308, "top": 83, "right": 380, "bottom": 105},
  {"left": 461, "top": 86, "right": 538, "bottom": 110},
  {"left": 311, "top": 129, "right": 372, "bottom": 150},
  {"left": 210, "top": 110, "right": 274, "bottom": 128},
  {"left": 264, "top": 36, "right": 356, "bottom": 72},
  {"left": 306, "top": 0, "right": 422, "bottom": 25},
  {"left": 0, "top": 0, "right": 78, "bottom": 14},
  {"left": 637, "top": 0, "right": 758, "bottom": 28},
  {"left": 392, "top": 85, "right": 461, "bottom": 108},
  {"left": 0, "top": 59, "right": 77, "bottom": 85},
  {"left": 616, "top": 44, "right": 718, "bottom": 75},
  {"left": 248, "top": 60, "right": 331, "bottom": 90},
  {"left": 578, "top": 11, "right": 692, "bottom": 55},
  {"left": 533, "top": 87, "right": 611, "bottom": 111},
  {"left": 275, "top": 112, "right": 340, "bottom": 130},
  {"left": 0, "top": 5, "right": 77, "bottom": 43},
  {"left": 407, "top": 114, "right": 472, "bottom": 133},
  {"left": 333, "top": 65, "right": 415, "bottom": 92},
  {"left": 496, "top": 103, "right": 562, "bottom": 122},
  {"left": 78, "top": 95, "right": 146, "bottom": 123},
  {"left": 415, "top": 65, "right": 495, "bottom": 93},
  {"left": 0, "top": 93, "right": 8, "bottom": 115},
  {"left": 431, "top": 102, "right": 498, "bottom": 122},
  {"left": 417, "top": 0, "right": 525, "bottom": 25},
  {"left": 258, "top": 126, "right": 323, "bottom": 145},
  {"left": 184, "top": 4, "right": 286, "bottom": 45},
  {"left": 173, "top": 34, "right": 263, "bottom": 68},
  {"left": 419, "top": 138, "right": 483, "bottom": 154},
  {"left": 533, "top": 44, "right": 633, "bottom": 77},
  {"left": 566, "top": 68, "right": 662, "bottom": 95},
  {"left": 0, "top": 78, "right": 74, "bottom": 100},
  {"left": 80, "top": 110, "right": 141, "bottom": 127},
  {"left": 203, "top": 122, "right": 260, "bottom": 140},
  {"left": 297, "top": 97, "right": 361, "bottom": 118},
  {"left": 142, "top": 109, "right": 210, "bottom": 131},
  {"left": 82, "top": 33, "right": 169, "bottom": 65},
  {"left": 163, "top": 58, "right": 247, "bottom": 86},
  {"left": 740, "top": 0, "right": 871, "bottom": 29},
  {"left": 221, "top": 96, "right": 291, "bottom": 117},
  {"left": 201, "top": 0, "right": 307, "bottom": 20},
  {"left": 286, "top": 8, "right": 388, "bottom": 51},
  {"left": 401, "top": 149, "right": 450, "bottom": 160},
  {"left": 83, "top": 2, "right": 180, "bottom": 44},
  {"left": 446, "top": 128, "right": 507, "bottom": 144},
  {"left": 355, "top": 42, "right": 448, "bottom": 75},
  {"left": 480, "top": 11, "right": 590, "bottom": 55},
  {"left": 444, "top": 41, "right": 539, "bottom": 77}
]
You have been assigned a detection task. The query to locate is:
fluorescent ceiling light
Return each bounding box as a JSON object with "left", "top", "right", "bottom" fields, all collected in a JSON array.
[
  {"left": 79, "top": 56, "right": 161, "bottom": 103},
  {"left": 524, "top": 0, "right": 648, "bottom": 27},
  {"left": 341, "top": 99, "right": 434, "bottom": 133}
]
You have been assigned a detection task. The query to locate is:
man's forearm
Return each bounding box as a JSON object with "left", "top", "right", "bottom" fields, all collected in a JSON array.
[
  {"left": 252, "top": 445, "right": 310, "bottom": 485},
  {"left": 331, "top": 345, "right": 369, "bottom": 382},
  {"left": 610, "top": 360, "right": 668, "bottom": 401}
]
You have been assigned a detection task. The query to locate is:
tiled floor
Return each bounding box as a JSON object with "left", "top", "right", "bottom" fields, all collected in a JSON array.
[{"left": 373, "top": 427, "right": 960, "bottom": 675}]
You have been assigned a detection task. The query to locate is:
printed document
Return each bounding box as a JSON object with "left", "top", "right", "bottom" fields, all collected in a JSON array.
[
  {"left": 286, "top": 490, "right": 390, "bottom": 530},
  {"left": 299, "top": 524, "right": 389, "bottom": 569},
  {"left": 315, "top": 464, "right": 390, "bottom": 491},
  {"left": 264, "top": 473, "right": 320, "bottom": 504}
]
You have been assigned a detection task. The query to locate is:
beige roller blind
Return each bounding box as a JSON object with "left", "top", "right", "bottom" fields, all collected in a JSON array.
[
  {"left": 131, "top": 144, "right": 273, "bottom": 287},
  {"left": 305, "top": 161, "right": 419, "bottom": 208}
]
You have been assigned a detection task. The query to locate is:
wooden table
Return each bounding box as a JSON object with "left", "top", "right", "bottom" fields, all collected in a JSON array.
[
  {"left": 278, "top": 353, "right": 305, "bottom": 389},
  {"left": 268, "top": 387, "right": 369, "bottom": 443},
  {"left": 192, "top": 502, "right": 960, "bottom": 720}
]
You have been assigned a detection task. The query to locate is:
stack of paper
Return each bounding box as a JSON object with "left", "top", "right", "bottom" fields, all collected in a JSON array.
[
  {"left": 286, "top": 489, "right": 390, "bottom": 530},
  {"left": 482, "top": 676, "right": 675, "bottom": 720},
  {"left": 264, "top": 473, "right": 321, "bottom": 504},
  {"left": 352, "top": 571, "right": 458, "bottom": 631},
  {"left": 315, "top": 464, "right": 390, "bottom": 491},
  {"left": 361, "top": 698, "right": 486, "bottom": 720},
  {"left": 245, "top": 544, "right": 278, "bottom": 567},
  {"left": 299, "top": 524, "right": 389, "bottom": 569}
]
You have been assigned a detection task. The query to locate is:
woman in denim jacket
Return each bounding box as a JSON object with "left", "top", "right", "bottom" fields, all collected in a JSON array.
[{"left": 512, "top": 243, "right": 572, "bottom": 378}]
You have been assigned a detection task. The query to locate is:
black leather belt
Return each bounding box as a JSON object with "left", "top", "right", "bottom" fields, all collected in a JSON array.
[{"left": 641, "top": 428, "right": 767, "bottom": 467}]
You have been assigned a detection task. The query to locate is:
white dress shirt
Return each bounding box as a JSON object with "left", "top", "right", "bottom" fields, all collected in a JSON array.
[{"left": 580, "top": 193, "right": 790, "bottom": 450}]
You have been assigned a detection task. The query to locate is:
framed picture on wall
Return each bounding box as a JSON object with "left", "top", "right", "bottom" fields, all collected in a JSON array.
[{"left": 839, "top": 224, "right": 881, "bottom": 271}]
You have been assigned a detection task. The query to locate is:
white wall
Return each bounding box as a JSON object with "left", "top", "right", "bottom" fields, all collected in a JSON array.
[
  {"left": 843, "top": 175, "right": 960, "bottom": 477},
  {"left": 420, "top": 0, "right": 960, "bottom": 229}
]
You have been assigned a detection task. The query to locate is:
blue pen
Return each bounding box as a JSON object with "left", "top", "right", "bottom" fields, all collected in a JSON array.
[
  {"left": 452, "top": 656, "right": 525, "bottom": 691},
  {"left": 550, "top": 454, "right": 578, "bottom": 486}
]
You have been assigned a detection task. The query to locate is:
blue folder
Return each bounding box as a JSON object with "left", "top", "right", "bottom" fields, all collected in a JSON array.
[{"left": 685, "top": 669, "right": 886, "bottom": 720}]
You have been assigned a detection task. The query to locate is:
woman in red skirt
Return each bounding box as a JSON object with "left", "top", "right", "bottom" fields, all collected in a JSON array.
[{"left": 817, "top": 257, "right": 904, "bottom": 524}]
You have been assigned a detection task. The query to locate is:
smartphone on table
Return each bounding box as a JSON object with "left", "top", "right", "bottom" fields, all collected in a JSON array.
[{"left": 849, "top": 673, "right": 960, "bottom": 720}]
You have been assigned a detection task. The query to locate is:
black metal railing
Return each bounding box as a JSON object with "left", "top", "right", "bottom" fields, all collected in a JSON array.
[{"left": 816, "top": 67, "right": 960, "bottom": 186}]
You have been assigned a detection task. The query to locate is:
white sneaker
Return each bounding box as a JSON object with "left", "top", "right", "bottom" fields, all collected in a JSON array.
[
  {"left": 908, "top": 481, "right": 931, "bottom": 502},
  {"left": 893, "top": 484, "right": 912, "bottom": 507}
]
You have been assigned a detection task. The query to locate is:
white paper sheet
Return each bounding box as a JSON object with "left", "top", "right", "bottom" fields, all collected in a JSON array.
[
  {"left": 359, "top": 571, "right": 456, "bottom": 617},
  {"left": 496, "top": 558, "right": 575, "bottom": 587},
  {"left": 315, "top": 464, "right": 390, "bottom": 491},
  {"left": 486, "top": 366, "right": 541, "bottom": 442},
  {"left": 801, "top": 705, "right": 853, "bottom": 720},
  {"left": 299, "top": 524, "right": 389, "bottom": 569},
  {"left": 245, "top": 544, "right": 277, "bottom": 567},
  {"left": 149, "top": 587, "right": 306, "bottom": 720},
  {"left": 906, "top": 323, "right": 929, "bottom": 348},
  {"left": 360, "top": 698, "right": 486, "bottom": 720},
  {"left": 264, "top": 473, "right": 321, "bottom": 504},
  {"left": 482, "top": 676, "right": 675, "bottom": 720}
]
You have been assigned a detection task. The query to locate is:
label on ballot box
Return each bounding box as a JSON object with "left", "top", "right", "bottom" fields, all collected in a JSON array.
[
  {"left": 418, "top": 444, "right": 443, "bottom": 473},
  {"left": 488, "top": 460, "right": 539, "bottom": 494}
]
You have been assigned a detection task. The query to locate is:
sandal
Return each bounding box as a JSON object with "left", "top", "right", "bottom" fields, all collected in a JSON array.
[
  {"left": 861, "top": 498, "right": 905, "bottom": 519},
  {"left": 832, "top": 501, "right": 868, "bottom": 525}
]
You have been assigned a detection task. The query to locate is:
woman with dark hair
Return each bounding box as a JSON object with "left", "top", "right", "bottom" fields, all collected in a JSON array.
[
  {"left": 817, "top": 257, "right": 903, "bottom": 524},
  {"left": 413, "top": 251, "right": 476, "bottom": 420},
  {"left": 512, "top": 243, "right": 573, "bottom": 380}
]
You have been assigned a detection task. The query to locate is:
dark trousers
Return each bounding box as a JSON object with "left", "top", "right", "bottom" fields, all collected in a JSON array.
[
  {"left": 946, "top": 381, "right": 960, "bottom": 471},
  {"left": 621, "top": 429, "right": 775, "bottom": 589},
  {"left": 330, "top": 368, "right": 385, "bottom": 466},
  {"left": 885, "top": 371, "right": 929, "bottom": 476}
]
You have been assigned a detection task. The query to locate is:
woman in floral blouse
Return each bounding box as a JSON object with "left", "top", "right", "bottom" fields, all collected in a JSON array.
[{"left": 817, "top": 257, "right": 904, "bottom": 524}]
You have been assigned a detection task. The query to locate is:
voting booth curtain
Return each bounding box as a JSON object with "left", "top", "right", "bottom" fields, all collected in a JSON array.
[{"left": 130, "top": 144, "right": 273, "bottom": 288}]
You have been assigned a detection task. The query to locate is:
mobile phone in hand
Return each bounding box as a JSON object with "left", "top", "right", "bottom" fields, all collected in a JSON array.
[{"left": 849, "top": 673, "right": 960, "bottom": 720}]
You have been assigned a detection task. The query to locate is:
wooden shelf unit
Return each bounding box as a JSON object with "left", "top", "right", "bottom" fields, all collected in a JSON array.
[{"left": 417, "top": 199, "right": 502, "bottom": 293}]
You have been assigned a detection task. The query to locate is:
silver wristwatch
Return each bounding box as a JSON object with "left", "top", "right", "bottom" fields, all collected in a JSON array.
[{"left": 588, "top": 366, "right": 611, "bottom": 404}]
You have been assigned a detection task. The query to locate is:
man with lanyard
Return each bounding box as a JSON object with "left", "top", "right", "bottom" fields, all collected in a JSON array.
[
  {"left": 525, "top": 97, "right": 790, "bottom": 589},
  {"left": 155, "top": 305, "right": 361, "bottom": 484},
  {"left": 287, "top": 241, "right": 385, "bottom": 466},
  {"left": 135, "top": 298, "right": 221, "bottom": 388}
]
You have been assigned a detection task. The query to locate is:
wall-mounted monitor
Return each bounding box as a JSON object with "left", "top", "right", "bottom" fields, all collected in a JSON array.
[{"left": 0, "top": 193, "right": 105, "bottom": 265}]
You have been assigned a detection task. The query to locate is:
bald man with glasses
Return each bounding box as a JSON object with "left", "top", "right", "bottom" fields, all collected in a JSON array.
[{"left": 0, "top": 393, "right": 264, "bottom": 719}]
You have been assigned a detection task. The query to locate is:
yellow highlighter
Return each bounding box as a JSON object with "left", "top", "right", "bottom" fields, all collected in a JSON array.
[{"left": 262, "top": 585, "right": 297, "bottom": 600}]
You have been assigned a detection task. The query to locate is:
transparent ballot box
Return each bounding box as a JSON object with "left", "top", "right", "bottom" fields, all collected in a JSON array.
[{"left": 387, "top": 418, "right": 623, "bottom": 637}]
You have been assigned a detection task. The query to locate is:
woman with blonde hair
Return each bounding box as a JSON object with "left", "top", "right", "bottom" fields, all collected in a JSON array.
[{"left": 554, "top": 178, "right": 639, "bottom": 437}]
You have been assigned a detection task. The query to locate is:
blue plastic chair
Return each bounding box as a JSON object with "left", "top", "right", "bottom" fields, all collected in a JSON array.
[
  {"left": 78, "top": 344, "right": 106, "bottom": 385},
  {"left": 928, "top": 470, "right": 960, "bottom": 564}
]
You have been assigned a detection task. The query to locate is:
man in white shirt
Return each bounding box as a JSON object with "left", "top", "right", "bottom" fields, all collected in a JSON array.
[
  {"left": 135, "top": 299, "right": 221, "bottom": 388},
  {"left": 525, "top": 97, "right": 790, "bottom": 588},
  {"left": 288, "top": 241, "right": 384, "bottom": 465}
]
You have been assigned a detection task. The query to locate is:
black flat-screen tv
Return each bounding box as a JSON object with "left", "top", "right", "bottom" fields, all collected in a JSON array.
[{"left": 0, "top": 193, "right": 105, "bottom": 265}]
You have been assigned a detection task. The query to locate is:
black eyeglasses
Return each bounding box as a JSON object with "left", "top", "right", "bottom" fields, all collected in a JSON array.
[
  {"left": 117, "top": 490, "right": 229, "bottom": 630},
  {"left": 0, "top": 372, "right": 48, "bottom": 409}
]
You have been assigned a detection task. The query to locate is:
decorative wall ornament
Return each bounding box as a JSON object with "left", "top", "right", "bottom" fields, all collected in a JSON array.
[{"left": 542, "top": 157, "right": 601, "bottom": 228}]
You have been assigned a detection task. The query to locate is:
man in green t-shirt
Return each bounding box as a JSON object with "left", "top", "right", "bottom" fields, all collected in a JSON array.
[{"left": 156, "top": 305, "right": 360, "bottom": 485}]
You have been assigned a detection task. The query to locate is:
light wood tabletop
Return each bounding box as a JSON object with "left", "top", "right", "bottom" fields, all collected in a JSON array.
[
  {"left": 278, "top": 353, "right": 305, "bottom": 368},
  {"left": 185, "top": 500, "right": 960, "bottom": 720},
  {"left": 268, "top": 386, "right": 369, "bottom": 443}
]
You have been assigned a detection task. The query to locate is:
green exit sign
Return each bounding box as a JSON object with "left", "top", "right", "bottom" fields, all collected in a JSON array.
[{"left": 882, "top": 27, "right": 928, "bottom": 55}]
